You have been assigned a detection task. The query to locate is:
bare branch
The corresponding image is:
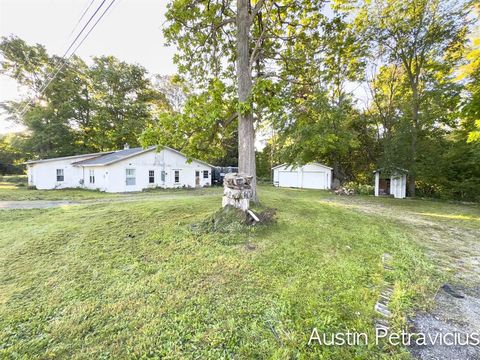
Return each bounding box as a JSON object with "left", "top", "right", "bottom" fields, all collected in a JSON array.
[{"left": 250, "top": 0, "right": 265, "bottom": 22}]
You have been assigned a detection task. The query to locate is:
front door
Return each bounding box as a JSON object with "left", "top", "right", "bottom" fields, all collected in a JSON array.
[{"left": 195, "top": 171, "right": 200, "bottom": 187}]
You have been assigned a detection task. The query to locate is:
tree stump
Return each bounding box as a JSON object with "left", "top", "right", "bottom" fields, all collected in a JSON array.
[{"left": 222, "top": 173, "right": 253, "bottom": 211}]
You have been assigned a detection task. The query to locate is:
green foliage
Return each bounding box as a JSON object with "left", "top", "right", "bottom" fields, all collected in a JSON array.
[
  {"left": 344, "top": 181, "right": 375, "bottom": 195},
  {"left": 140, "top": 78, "right": 238, "bottom": 164},
  {"left": 271, "top": 12, "right": 367, "bottom": 182},
  {"left": 0, "top": 134, "right": 25, "bottom": 174},
  {"left": 0, "top": 36, "right": 168, "bottom": 158},
  {"left": 255, "top": 148, "right": 272, "bottom": 180}
]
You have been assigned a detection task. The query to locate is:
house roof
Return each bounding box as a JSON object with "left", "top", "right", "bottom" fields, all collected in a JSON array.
[
  {"left": 72, "top": 145, "right": 214, "bottom": 168},
  {"left": 24, "top": 151, "right": 112, "bottom": 165},
  {"left": 73, "top": 146, "right": 157, "bottom": 166},
  {"left": 25, "top": 145, "right": 215, "bottom": 168},
  {"left": 272, "top": 162, "right": 333, "bottom": 170}
]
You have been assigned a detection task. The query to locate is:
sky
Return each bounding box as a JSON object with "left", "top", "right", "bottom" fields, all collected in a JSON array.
[{"left": 0, "top": 0, "right": 177, "bottom": 134}]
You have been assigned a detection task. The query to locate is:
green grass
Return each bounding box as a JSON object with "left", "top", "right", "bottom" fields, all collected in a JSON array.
[
  {"left": 0, "top": 176, "right": 221, "bottom": 201},
  {"left": 0, "top": 175, "right": 116, "bottom": 201},
  {"left": 0, "top": 186, "right": 448, "bottom": 359}
]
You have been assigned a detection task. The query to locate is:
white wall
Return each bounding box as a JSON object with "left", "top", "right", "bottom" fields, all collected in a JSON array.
[
  {"left": 273, "top": 163, "right": 332, "bottom": 190},
  {"left": 27, "top": 148, "right": 212, "bottom": 192},
  {"left": 27, "top": 154, "right": 100, "bottom": 190},
  {"left": 84, "top": 148, "right": 212, "bottom": 193}
]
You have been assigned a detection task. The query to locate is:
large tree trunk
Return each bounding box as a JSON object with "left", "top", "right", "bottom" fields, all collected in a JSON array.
[{"left": 236, "top": 0, "right": 257, "bottom": 202}]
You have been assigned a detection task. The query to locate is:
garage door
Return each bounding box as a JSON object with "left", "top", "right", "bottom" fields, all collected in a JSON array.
[
  {"left": 278, "top": 171, "right": 298, "bottom": 188},
  {"left": 302, "top": 171, "right": 326, "bottom": 189}
]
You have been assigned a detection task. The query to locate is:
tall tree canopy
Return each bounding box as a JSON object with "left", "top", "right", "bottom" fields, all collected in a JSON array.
[
  {"left": 150, "top": 0, "right": 327, "bottom": 200},
  {"left": 358, "top": 0, "right": 472, "bottom": 196}
]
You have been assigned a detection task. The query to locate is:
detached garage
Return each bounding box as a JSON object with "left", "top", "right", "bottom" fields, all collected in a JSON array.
[{"left": 272, "top": 163, "right": 332, "bottom": 190}]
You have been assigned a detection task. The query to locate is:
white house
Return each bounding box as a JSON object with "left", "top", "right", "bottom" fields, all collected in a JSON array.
[
  {"left": 25, "top": 145, "right": 213, "bottom": 192},
  {"left": 374, "top": 168, "right": 407, "bottom": 199},
  {"left": 272, "top": 163, "right": 332, "bottom": 190}
]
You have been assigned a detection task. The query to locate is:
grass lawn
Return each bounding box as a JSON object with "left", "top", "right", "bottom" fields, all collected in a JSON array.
[
  {"left": 0, "top": 175, "right": 117, "bottom": 201},
  {"left": 1, "top": 186, "right": 478, "bottom": 358},
  {"left": 0, "top": 187, "right": 448, "bottom": 359},
  {"left": 0, "top": 175, "right": 220, "bottom": 201}
]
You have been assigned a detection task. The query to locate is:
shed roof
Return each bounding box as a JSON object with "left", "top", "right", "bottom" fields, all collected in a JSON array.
[
  {"left": 373, "top": 167, "right": 408, "bottom": 174},
  {"left": 272, "top": 162, "right": 333, "bottom": 170}
]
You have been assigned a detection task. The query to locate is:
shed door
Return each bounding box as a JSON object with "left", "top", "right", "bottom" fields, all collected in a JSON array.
[
  {"left": 302, "top": 171, "right": 326, "bottom": 189},
  {"left": 278, "top": 171, "right": 298, "bottom": 188}
]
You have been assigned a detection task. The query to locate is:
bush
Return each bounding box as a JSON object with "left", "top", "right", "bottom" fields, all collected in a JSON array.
[{"left": 344, "top": 181, "right": 374, "bottom": 195}]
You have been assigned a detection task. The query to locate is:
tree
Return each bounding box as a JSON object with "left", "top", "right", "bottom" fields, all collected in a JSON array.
[
  {"left": 87, "top": 56, "right": 165, "bottom": 151},
  {"left": 141, "top": 79, "right": 239, "bottom": 164},
  {"left": 0, "top": 36, "right": 168, "bottom": 158},
  {"left": 0, "top": 36, "right": 85, "bottom": 157},
  {"left": 272, "top": 12, "right": 365, "bottom": 184},
  {"left": 360, "top": 0, "right": 471, "bottom": 196},
  {"left": 457, "top": 5, "right": 480, "bottom": 144},
  {"left": 0, "top": 134, "right": 26, "bottom": 174},
  {"left": 163, "top": 0, "right": 325, "bottom": 201}
]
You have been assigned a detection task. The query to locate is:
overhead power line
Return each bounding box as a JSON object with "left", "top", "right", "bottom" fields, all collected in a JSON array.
[
  {"left": 69, "top": 0, "right": 118, "bottom": 57},
  {"left": 61, "top": 0, "right": 109, "bottom": 59},
  {"left": 16, "top": 0, "right": 118, "bottom": 119},
  {"left": 68, "top": 0, "right": 98, "bottom": 38}
]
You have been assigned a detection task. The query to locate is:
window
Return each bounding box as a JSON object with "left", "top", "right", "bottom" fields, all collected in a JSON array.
[
  {"left": 161, "top": 171, "right": 165, "bottom": 182},
  {"left": 174, "top": 170, "right": 180, "bottom": 183},
  {"left": 56, "top": 169, "right": 64, "bottom": 182},
  {"left": 203, "top": 170, "right": 209, "bottom": 179},
  {"left": 89, "top": 169, "right": 95, "bottom": 184},
  {"left": 149, "top": 170, "right": 155, "bottom": 184},
  {"left": 126, "top": 169, "right": 136, "bottom": 186}
]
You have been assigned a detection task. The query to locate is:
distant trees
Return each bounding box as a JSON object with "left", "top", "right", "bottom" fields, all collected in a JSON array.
[
  {"left": 0, "top": 134, "right": 25, "bottom": 174},
  {"left": 0, "top": 36, "right": 168, "bottom": 159},
  {"left": 359, "top": 0, "right": 472, "bottom": 196}
]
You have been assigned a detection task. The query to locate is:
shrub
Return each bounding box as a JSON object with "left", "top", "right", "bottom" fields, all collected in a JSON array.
[{"left": 344, "top": 181, "right": 374, "bottom": 195}]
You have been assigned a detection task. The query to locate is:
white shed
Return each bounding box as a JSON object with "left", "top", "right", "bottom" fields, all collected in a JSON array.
[
  {"left": 272, "top": 163, "right": 332, "bottom": 190},
  {"left": 374, "top": 169, "right": 407, "bottom": 199}
]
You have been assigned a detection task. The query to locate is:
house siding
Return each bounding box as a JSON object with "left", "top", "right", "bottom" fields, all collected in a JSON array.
[
  {"left": 26, "top": 154, "right": 100, "bottom": 190},
  {"left": 27, "top": 148, "right": 212, "bottom": 192}
]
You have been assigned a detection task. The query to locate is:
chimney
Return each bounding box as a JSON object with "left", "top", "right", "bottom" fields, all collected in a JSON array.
[{"left": 124, "top": 143, "right": 129, "bottom": 150}]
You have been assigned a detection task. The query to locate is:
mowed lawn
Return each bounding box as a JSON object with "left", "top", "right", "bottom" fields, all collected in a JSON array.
[
  {"left": 0, "top": 175, "right": 219, "bottom": 202},
  {"left": 2, "top": 185, "right": 470, "bottom": 359},
  {"left": 0, "top": 175, "right": 116, "bottom": 201}
]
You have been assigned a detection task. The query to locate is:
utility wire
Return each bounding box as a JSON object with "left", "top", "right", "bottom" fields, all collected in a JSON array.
[
  {"left": 31, "top": 0, "right": 118, "bottom": 102},
  {"left": 16, "top": 0, "right": 117, "bottom": 119},
  {"left": 69, "top": 0, "right": 117, "bottom": 57},
  {"left": 61, "top": 0, "right": 108, "bottom": 59},
  {"left": 68, "top": 0, "right": 98, "bottom": 38}
]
